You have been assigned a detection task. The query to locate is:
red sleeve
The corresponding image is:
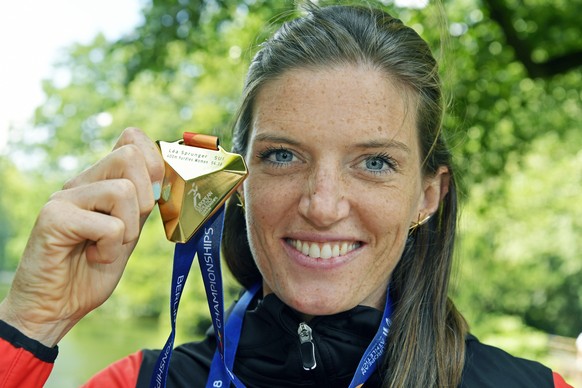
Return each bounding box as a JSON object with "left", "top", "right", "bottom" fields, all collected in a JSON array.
[
  {"left": 553, "top": 371, "right": 573, "bottom": 388},
  {"left": 81, "top": 351, "right": 143, "bottom": 388},
  {"left": 0, "top": 336, "right": 55, "bottom": 388}
]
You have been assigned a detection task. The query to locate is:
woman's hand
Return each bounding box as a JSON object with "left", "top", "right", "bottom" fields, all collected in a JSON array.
[{"left": 0, "top": 128, "right": 165, "bottom": 347}]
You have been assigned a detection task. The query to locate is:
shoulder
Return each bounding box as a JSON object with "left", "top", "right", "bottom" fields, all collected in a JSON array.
[{"left": 461, "top": 334, "right": 561, "bottom": 387}]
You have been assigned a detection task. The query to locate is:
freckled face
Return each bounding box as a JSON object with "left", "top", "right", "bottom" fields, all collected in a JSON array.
[{"left": 242, "top": 65, "right": 435, "bottom": 316}]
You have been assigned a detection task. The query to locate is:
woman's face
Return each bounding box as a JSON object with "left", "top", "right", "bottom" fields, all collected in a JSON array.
[{"left": 242, "top": 65, "right": 447, "bottom": 316}]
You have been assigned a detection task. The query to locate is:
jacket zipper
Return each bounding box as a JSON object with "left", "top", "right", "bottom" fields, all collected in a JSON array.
[{"left": 298, "top": 322, "right": 317, "bottom": 370}]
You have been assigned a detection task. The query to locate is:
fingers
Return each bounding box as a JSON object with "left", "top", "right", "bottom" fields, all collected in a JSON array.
[
  {"left": 52, "top": 179, "right": 141, "bottom": 247},
  {"left": 64, "top": 145, "right": 152, "bottom": 215},
  {"left": 80, "top": 213, "right": 126, "bottom": 264},
  {"left": 37, "top": 204, "right": 125, "bottom": 265},
  {"left": 114, "top": 127, "right": 165, "bottom": 187},
  {"left": 51, "top": 127, "right": 165, "bottom": 262},
  {"left": 8, "top": 186, "right": 138, "bottom": 345},
  {"left": 64, "top": 128, "right": 165, "bottom": 215}
]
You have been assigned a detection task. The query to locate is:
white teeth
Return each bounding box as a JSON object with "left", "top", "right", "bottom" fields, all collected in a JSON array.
[
  {"left": 308, "top": 244, "right": 320, "bottom": 258},
  {"left": 340, "top": 242, "right": 348, "bottom": 255},
  {"left": 289, "top": 239, "right": 359, "bottom": 259},
  {"left": 320, "top": 244, "right": 332, "bottom": 259},
  {"left": 301, "top": 241, "right": 310, "bottom": 255}
]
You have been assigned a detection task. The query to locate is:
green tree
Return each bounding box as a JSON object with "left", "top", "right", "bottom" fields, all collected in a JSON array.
[
  {"left": 0, "top": 154, "right": 59, "bottom": 271},
  {"left": 4, "top": 0, "right": 582, "bottom": 340},
  {"left": 455, "top": 131, "right": 582, "bottom": 337}
]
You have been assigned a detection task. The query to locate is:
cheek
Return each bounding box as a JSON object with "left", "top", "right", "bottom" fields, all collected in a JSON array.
[
  {"left": 243, "top": 176, "right": 296, "bottom": 245},
  {"left": 359, "top": 190, "right": 415, "bottom": 231},
  {"left": 243, "top": 177, "right": 297, "bottom": 285},
  {"left": 354, "top": 185, "right": 420, "bottom": 266}
]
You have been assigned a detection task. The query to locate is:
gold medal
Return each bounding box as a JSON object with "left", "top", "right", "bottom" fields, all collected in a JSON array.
[{"left": 157, "top": 132, "right": 248, "bottom": 243}]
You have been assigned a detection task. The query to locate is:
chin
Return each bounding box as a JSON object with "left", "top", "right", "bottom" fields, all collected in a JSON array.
[{"left": 285, "top": 293, "right": 355, "bottom": 317}]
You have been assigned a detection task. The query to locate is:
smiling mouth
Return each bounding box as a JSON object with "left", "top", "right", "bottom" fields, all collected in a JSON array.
[{"left": 286, "top": 239, "right": 362, "bottom": 259}]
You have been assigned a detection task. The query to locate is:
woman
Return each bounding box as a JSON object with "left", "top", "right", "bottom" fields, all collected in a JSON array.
[{"left": 0, "top": 3, "right": 572, "bottom": 387}]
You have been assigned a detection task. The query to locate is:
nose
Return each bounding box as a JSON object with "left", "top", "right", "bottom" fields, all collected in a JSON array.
[{"left": 298, "top": 165, "right": 350, "bottom": 228}]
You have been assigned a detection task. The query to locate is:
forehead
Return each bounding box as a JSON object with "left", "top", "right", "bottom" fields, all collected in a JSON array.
[{"left": 251, "top": 65, "right": 418, "bottom": 145}]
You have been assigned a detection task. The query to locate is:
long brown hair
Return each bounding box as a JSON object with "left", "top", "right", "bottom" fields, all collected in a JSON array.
[{"left": 222, "top": 3, "right": 467, "bottom": 386}]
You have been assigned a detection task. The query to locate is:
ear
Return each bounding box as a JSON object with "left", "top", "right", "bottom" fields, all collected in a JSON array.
[{"left": 417, "top": 166, "right": 450, "bottom": 217}]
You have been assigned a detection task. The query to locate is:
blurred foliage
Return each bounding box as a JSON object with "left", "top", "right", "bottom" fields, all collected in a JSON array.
[
  {"left": 1, "top": 0, "right": 581, "bottom": 347},
  {"left": 455, "top": 132, "right": 582, "bottom": 337},
  {"left": 471, "top": 314, "right": 549, "bottom": 359},
  {"left": 0, "top": 156, "right": 60, "bottom": 270}
]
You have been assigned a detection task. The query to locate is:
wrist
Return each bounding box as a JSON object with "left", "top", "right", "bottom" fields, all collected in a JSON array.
[
  {"left": 0, "top": 298, "right": 76, "bottom": 347},
  {"left": 0, "top": 319, "right": 59, "bottom": 362}
]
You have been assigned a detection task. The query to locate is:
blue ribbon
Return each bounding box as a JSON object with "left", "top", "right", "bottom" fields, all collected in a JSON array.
[
  {"left": 206, "top": 282, "right": 260, "bottom": 388},
  {"left": 351, "top": 295, "right": 392, "bottom": 387},
  {"left": 150, "top": 206, "right": 226, "bottom": 388}
]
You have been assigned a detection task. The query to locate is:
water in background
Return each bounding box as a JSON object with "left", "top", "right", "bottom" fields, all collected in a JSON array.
[
  {"left": 45, "top": 314, "right": 165, "bottom": 387},
  {"left": 0, "top": 280, "right": 190, "bottom": 387}
]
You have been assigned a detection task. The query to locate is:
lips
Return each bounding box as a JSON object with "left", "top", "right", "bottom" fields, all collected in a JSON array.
[{"left": 286, "top": 238, "right": 361, "bottom": 259}]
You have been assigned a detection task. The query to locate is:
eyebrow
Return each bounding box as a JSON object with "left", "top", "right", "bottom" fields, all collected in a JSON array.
[
  {"left": 252, "top": 133, "right": 411, "bottom": 154},
  {"left": 353, "top": 139, "right": 412, "bottom": 154},
  {"left": 252, "top": 133, "right": 302, "bottom": 146}
]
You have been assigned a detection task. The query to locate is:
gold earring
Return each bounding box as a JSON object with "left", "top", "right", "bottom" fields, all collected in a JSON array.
[
  {"left": 235, "top": 191, "right": 245, "bottom": 212},
  {"left": 409, "top": 213, "right": 431, "bottom": 232}
]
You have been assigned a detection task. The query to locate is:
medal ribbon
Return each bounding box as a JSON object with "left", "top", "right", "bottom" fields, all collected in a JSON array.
[{"left": 150, "top": 205, "right": 227, "bottom": 388}]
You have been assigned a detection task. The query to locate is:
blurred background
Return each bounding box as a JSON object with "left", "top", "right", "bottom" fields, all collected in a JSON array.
[{"left": 0, "top": 0, "right": 580, "bottom": 386}]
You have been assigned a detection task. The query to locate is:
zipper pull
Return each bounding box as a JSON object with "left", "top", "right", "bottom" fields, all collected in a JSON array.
[{"left": 298, "top": 322, "right": 317, "bottom": 370}]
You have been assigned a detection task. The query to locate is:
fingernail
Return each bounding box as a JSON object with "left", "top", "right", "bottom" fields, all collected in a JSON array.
[{"left": 153, "top": 181, "right": 162, "bottom": 201}]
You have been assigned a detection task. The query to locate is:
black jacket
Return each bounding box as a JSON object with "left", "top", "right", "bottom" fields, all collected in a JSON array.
[{"left": 135, "top": 293, "right": 555, "bottom": 387}]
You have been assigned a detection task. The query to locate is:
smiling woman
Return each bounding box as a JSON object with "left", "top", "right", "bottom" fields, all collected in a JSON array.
[
  {"left": 242, "top": 65, "right": 444, "bottom": 319},
  {"left": 220, "top": 5, "right": 464, "bottom": 385},
  {"left": 0, "top": 2, "right": 573, "bottom": 388}
]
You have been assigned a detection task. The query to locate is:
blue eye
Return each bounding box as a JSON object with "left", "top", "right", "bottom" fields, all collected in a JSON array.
[
  {"left": 273, "top": 149, "right": 294, "bottom": 163},
  {"left": 361, "top": 154, "right": 396, "bottom": 174},
  {"left": 257, "top": 147, "right": 296, "bottom": 166},
  {"left": 365, "top": 157, "right": 387, "bottom": 171}
]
